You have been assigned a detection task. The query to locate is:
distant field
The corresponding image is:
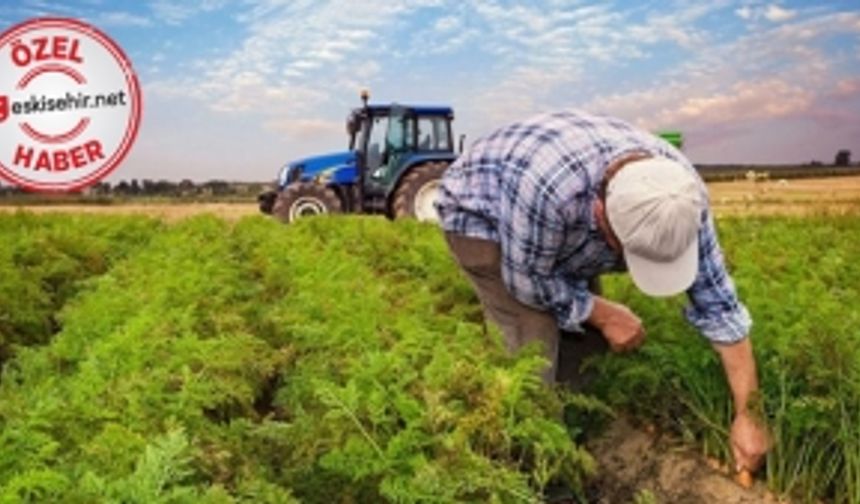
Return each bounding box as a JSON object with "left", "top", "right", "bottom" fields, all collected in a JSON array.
[
  {"left": 0, "top": 202, "right": 260, "bottom": 221},
  {"left": 2, "top": 175, "right": 860, "bottom": 219},
  {"left": 708, "top": 175, "right": 860, "bottom": 215}
]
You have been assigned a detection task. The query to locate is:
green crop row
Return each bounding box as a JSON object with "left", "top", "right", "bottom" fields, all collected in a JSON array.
[
  {"left": 1, "top": 211, "right": 857, "bottom": 503},
  {"left": 0, "top": 215, "right": 596, "bottom": 503},
  {"left": 0, "top": 213, "right": 161, "bottom": 362}
]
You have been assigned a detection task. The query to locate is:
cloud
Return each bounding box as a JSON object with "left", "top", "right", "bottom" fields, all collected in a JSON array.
[
  {"left": 835, "top": 78, "right": 860, "bottom": 97},
  {"left": 735, "top": 3, "right": 798, "bottom": 23},
  {"left": 143, "top": 0, "right": 859, "bottom": 163},
  {"left": 433, "top": 15, "right": 460, "bottom": 32},
  {"left": 148, "top": 0, "right": 446, "bottom": 136},
  {"left": 671, "top": 80, "right": 814, "bottom": 124},
  {"left": 149, "top": 0, "right": 226, "bottom": 25},
  {"left": 764, "top": 4, "right": 797, "bottom": 22},
  {"left": 95, "top": 11, "right": 152, "bottom": 27},
  {"left": 584, "top": 9, "right": 860, "bottom": 135}
]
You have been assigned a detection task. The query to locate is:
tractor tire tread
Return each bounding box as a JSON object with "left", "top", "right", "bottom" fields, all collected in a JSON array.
[
  {"left": 273, "top": 183, "right": 343, "bottom": 223},
  {"left": 391, "top": 161, "right": 449, "bottom": 220}
]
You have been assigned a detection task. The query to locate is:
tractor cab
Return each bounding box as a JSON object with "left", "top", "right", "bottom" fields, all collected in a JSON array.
[{"left": 346, "top": 100, "right": 455, "bottom": 211}]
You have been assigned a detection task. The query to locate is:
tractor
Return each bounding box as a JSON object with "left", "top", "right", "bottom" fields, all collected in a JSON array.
[{"left": 258, "top": 91, "right": 458, "bottom": 223}]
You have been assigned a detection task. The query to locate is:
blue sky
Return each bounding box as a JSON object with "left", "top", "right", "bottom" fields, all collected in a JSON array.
[{"left": 1, "top": 0, "right": 859, "bottom": 182}]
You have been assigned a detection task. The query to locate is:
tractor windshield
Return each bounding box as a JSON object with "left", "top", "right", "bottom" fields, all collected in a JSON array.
[
  {"left": 385, "top": 106, "right": 413, "bottom": 172},
  {"left": 364, "top": 114, "right": 387, "bottom": 173}
]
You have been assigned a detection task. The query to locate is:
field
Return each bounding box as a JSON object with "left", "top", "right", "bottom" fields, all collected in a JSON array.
[
  {"left": 0, "top": 178, "right": 858, "bottom": 502},
  {"left": 3, "top": 176, "right": 860, "bottom": 220}
]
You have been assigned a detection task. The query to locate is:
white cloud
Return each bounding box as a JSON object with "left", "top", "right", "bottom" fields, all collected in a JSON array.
[
  {"left": 735, "top": 6, "right": 753, "bottom": 20},
  {"left": 764, "top": 4, "right": 797, "bottom": 23},
  {"left": 96, "top": 11, "right": 152, "bottom": 27},
  {"left": 735, "top": 3, "right": 798, "bottom": 24},
  {"left": 148, "top": 0, "right": 435, "bottom": 135},
  {"left": 146, "top": 1, "right": 860, "bottom": 153},
  {"left": 433, "top": 15, "right": 460, "bottom": 32},
  {"left": 456, "top": 1, "right": 732, "bottom": 130},
  {"left": 149, "top": 0, "right": 226, "bottom": 25},
  {"left": 577, "top": 8, "right": 860, "bottom": 163},
  {"left": 673, "top": 80, "right": 813, "bottom": 124}
]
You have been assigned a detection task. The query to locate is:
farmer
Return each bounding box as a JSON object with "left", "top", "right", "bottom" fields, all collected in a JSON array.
[{"left": 435, "top": 109, "right": 769, "bottom": 473}]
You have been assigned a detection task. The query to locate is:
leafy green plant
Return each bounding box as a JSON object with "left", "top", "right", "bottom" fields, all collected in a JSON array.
[
  {"left": 0, "top": 214, "right": 595, "bottom": 502},
  {"left": 2, "top": 211, "right": 858, "bottom": 503},
  {"left": 0, "top": 212, "right": 161, "bottom": 361}
]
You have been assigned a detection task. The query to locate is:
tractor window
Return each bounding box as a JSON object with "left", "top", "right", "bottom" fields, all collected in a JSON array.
[
  {"left": 386, "top": 112, "right": 414, "bottom": 152},
  {"left": 417, "top": 116, "right": 451, "bottom": 151},
  {"left": 365, "top": 115, "right": 386, "bottom": 171}
]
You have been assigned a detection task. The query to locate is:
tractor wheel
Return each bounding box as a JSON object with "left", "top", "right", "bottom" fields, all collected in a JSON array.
[
  {"left": 391, "top": 162, "right": 449, "bottom": 222},
  {"left": 273, "top": 183, "right": 343, "bottom": 223}
]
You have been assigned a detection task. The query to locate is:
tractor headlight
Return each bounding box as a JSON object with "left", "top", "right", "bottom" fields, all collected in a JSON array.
[{"left": 315, "top": 168, "right": 335, "bottom": 185}]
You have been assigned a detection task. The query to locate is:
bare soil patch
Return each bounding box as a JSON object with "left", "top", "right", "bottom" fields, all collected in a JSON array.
[{"left": 588, "top": 418, "right": 779, "bottom": 504}]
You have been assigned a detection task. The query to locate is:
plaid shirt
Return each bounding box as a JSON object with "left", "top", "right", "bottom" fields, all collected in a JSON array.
[{"left": 436, "top": 110, "right": 751, "bottom": 344}]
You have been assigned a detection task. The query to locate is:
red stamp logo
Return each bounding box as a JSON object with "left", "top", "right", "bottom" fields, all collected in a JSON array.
[{"left": 0, "top": 18, "right": 141, "bottom": 192}]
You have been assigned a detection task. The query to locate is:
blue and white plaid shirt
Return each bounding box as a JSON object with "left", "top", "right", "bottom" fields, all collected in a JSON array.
[{"left": 436, "top": 110, "right": 751, "bottom": 344}]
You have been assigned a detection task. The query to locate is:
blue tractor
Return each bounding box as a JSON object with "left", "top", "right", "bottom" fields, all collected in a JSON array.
[{"left": 258, "top": 91, "right": 459, "bottom": 223}]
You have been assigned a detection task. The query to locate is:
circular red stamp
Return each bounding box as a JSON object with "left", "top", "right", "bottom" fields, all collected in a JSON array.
[{"left": 0, "top": 17, "right": 141, "bottom": 192}]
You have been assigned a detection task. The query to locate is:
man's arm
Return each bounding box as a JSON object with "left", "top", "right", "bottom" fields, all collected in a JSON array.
[
  {"left": 713, "top": 338, "right": 770, "bottom": 472},
  {"left": 686, "top": 210, "right": 769, "bottom": 472}
]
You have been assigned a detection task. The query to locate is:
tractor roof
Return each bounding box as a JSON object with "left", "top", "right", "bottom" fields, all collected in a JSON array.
[{"left": 360, "top": 104, "right": 453, "bottom": 116}]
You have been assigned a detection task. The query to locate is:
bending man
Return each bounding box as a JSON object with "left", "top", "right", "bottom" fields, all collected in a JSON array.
[{"left": 435, "top": 109, "right": 769, "bottom": 472}]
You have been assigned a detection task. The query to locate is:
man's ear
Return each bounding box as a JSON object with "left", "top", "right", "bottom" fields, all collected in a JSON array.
[
  {"left": 593, "top": 198, "right": 622, "bottom": 251},
  {"left": 593, "top": 198, "right": 606, "bottom": 226}
]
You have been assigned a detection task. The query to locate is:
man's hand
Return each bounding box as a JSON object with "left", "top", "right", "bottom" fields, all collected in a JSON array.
[
  {"left": 587, "top": 296, "right": 645, "bottom": 352},
  {"left": 731, "top": 411, "right": 770, "bottom": 472}
]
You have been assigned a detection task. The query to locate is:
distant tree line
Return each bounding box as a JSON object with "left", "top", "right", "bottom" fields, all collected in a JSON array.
[{"left": 0, "top": 179, "right": 272, "bottom": 198}]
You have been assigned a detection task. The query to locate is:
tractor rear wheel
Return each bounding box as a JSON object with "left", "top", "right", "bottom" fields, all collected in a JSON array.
[
  {"left": 391, "top": 162, "right": 449, "bottom": 222},
  {"left": 273, "top": 183, "right": 343, "bottom": 223}
]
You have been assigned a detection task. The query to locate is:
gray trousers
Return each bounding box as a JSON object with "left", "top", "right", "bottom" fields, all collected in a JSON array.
[{"left": 445, "top": 232, "right": 607, "bottom": 386}]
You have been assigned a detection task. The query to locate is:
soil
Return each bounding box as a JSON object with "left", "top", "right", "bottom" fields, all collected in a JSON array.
[{"left": 586, "top": 418, "right": 778, "bottom": 504}]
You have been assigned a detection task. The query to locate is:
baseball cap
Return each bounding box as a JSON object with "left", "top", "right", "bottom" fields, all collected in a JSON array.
[{"left": 605, "top": 156, "right": 705, "bottom": 297}]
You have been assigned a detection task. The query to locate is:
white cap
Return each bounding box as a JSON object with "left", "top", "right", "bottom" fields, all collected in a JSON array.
[{"left": 606, "top": 156, "right": 705, "bottom": 297}]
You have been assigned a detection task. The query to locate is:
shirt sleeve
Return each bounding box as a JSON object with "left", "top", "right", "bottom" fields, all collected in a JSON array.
[
  {"left": 496, "top": 168, "right": 593, "bottom": 332},
  {"left": 684, "top": 209, "right": 752, "bottom": 344}
]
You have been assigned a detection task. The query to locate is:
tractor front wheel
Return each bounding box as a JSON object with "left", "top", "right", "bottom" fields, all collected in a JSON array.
[
  {"left": 391, "top": 162, "right": 449, "bottom": 222},
  {"left": 273, "top": 183, "right": 343, "bottom": 223}
]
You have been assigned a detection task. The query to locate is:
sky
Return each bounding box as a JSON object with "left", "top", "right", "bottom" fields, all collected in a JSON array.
[{"left": 1, "top": 0, "right": 859, "bottom": 182}]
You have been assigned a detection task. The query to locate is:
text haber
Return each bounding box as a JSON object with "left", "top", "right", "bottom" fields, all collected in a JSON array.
[
  {"left": 10, "top": 36, "right": 83, "bottom": 67},
  {"left": 13, "top": 141, "right": 104, "bottom": 172}
]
